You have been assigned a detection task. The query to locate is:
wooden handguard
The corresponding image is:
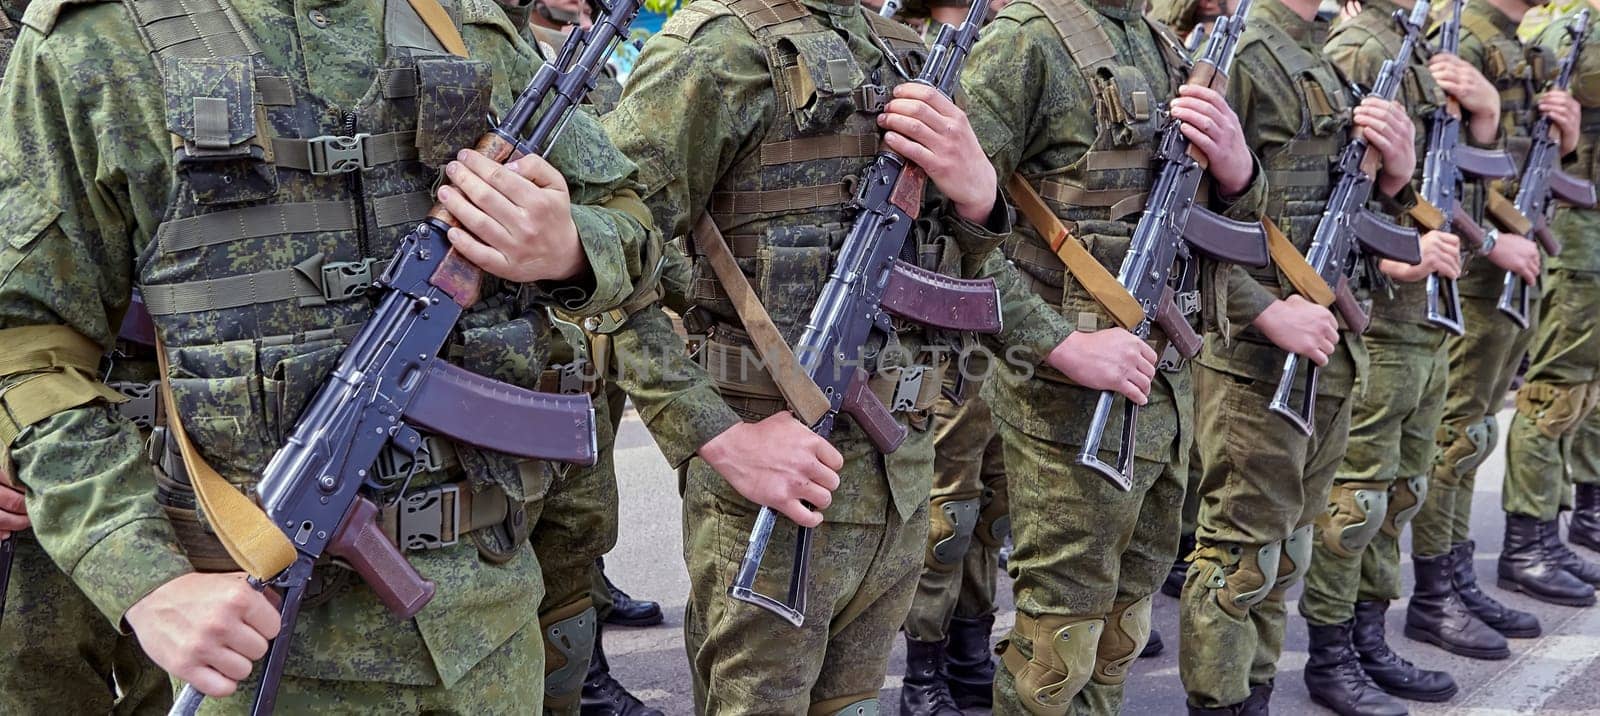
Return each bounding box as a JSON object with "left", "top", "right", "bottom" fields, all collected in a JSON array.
[{"left": 329, "top": 496, "right": 437, "bottom": 619}]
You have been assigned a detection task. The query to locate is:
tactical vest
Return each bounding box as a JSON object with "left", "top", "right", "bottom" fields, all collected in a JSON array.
[
  {"left": 668, "top": 0, "right": 947, "bottom": 420},
  {"left": 1460, "top": 6, "right": 1542, "bottom": 155},
  {"left": 1565, "top": 21, "right": 1600, "bottom": 186},
  {"left": 1002, "top": 0, "right": 1193, "bottom": 338},
  {"left": 128, "top": 0, "right": 543, "bottom": 564}
]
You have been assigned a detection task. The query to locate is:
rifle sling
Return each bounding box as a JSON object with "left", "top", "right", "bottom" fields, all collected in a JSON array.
[
  {"left": 1263, "top": 216, "right": 1336, "bottom": 307},
  {"left": 153, "top": 336, "right": 296, "bottom": 581},
  {"left": 407, "top": 0, "right": 469, "bottom": 57},
  {"left": 1007, "top": 174, "right": 1144, "bottom": 330},
  {"left": 691, "top": 214, "right": 832, "bottom": 426}
]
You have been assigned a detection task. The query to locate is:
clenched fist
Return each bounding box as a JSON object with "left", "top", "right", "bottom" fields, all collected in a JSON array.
[
  {"left": 699, "top": 413, "right": 844, "bottom": 528},
  {"left": 127, "top": 572, "right": 281, "bottom": 698},
  {"left": 1254, "top": 295, "right": 1339, "bottom": 366},
  {"left": 436, "top": 149, "right": 586, "bottom": 283},
  {"left": 877, "top": 83, "right": 998, "bottom": 224},
  {"left": 1045, "top": 329, "right": 1160, "bottom": 405},
  {"left": 1382, "top": 230, "right": 1461, "bottom": 282}
]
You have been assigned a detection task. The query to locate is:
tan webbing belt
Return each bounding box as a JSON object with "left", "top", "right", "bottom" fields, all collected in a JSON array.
[
  {"left": 1037, "top": 180, "right": 1148, "bottom": 221},
  {"left": 157, "top": 201, "right": 358, "bottom": 252},
  {"left": 1263, "top": 216, "right": 1335, "bottom": 307},
  {"left": 1485, "top": 187, "right": 1534, "bottom": 235},
  {"left": 0, "top": 326, "right": 128, "bottom": 446},
  {"left": 1007, "top": 174, "right": 1143, "bottom": 330},
  {"left": 153, "top": 336, "right": 295, "bottom": 580},
  {"left": 407, "top": 0, "right": 470, "bottom": 57},
  {"left": 709, "top": 182, "right": 850, "bottom": 217},
  {"left": 692, "top": 215, "right": 830, "bottom": 425},
  {"left": 1409, "top": 198, "right": 1446, "bottom": 231},
  {"left": 759, "top": 133, "right": 880, "bottom": 166}
]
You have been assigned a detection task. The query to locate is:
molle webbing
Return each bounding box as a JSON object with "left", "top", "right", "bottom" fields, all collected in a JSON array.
[
  {"left": 122, "top": 0, "right": 258, "bottom": 63},
  {"left": 141, "top": 256, "right": 394, "bottom": 315},
  {"left": 1034, "top": 0, "right": 1118, "bottom": 71},
  {"left": 709, "top": 182, "right": 852, "bottom": 217},
  {"left": 726, "top": 0, "right": 810, "bottom": 33},
  {"left": 1037, "top": 179, "right": 1148, "bottom": 219},
  {"left": 759, "top": 132, "right": 880, "bottom": 165}
]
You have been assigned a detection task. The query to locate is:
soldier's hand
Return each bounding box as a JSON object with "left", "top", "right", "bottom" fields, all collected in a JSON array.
[
  {"left": 1353, "top": 97, "right": 1416, "bottom": 198},
  {"left": 1487, "top": 231, "right": 1542, "bottom": 285},
  {"left": 436, "top": 149, "right": 586, "bottom": 283},
  {"left": 1538, "top": 89, "right": 1581, "bottom": 156},
  {"left": 126, "top": 572, "right": 280, "bottom": 698},
  {"left": 1169, "top": 84, "right": 1253, "bottom": 197},
  {"left": 1429, "top": 54, "right": 1500, "bottom": 131},
  {"left": 698, "top": 413, "right": 844, "bottom": 528},
  {"left": 0, "top": 458, "right": 28, "bottom": 538},
  {"left": 1382, "top": 230, "right": 1461, "bottom": 282},
  {"left": 877, "top": 83, "right": 998, "bottom": 224},
  {"left": 1252, "top": 295, "right": 1338, "bottom": 366},
  {"left": 1045, "top": 329, "right": 1159, "bottom": 405}
]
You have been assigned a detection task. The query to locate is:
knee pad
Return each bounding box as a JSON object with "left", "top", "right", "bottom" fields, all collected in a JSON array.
[
  {"left": 928, "top": 493, "right": 981, "bottom": 571},
  {"left": 808, "top": 694, "right": 879, "bottom": 716},
  {"left": 1518, "top": 382, "right": 1591, "bottom": 439},
  {"left": 1382, "top": 475, "right": 1428, "bottom": 538},
  {"left": 1195, "top": 541, "right": 1281, "bottom": 620},
  {"left": 1318, "top": 481, "right": 1389, "bottom": 558},
  {"left": 1274, "top": 524, "right": 1314, "bottom": 591},
  {"left": 1093, "top": 595, "right": 1153, "bottom": 686},
  {"left": 1437, "top": 416, "right": 1498, "bottom": 479},
  {"left": 539, "top": 597, "right": 597, "bottom": 709},
  {"left": 998, "top": 613, "right": 1102, "bottom": 715},
  {"left": 977, "top": 482, "right": 1011, "bottom": 549}
]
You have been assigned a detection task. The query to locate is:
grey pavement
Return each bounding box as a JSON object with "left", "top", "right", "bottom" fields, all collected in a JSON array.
[{"left": 598, "top": 407, "right": 1600, "bottom": 715}]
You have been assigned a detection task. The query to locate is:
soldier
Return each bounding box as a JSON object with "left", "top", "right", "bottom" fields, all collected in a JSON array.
[
  {"left": 1173, "top": 0, "right": 1421, "bottom": 711},
  {"left": 1500, "top": 0, "right": 1600, "bottom": 609},
  {"left": 600, "top": 0, "right": 1102, "bottom": 706},
  {"left": 0, "top": 0, "right": 656, "bottom": 711},
  {"left": 1298, "top": 0, "right": 1500, "bottom": 711},
  {"left": 961, "top": 0, "right": 1268, "bottom": 709}
]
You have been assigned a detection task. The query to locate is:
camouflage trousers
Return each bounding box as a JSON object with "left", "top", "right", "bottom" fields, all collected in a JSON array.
[
  {"left": 1504, "top": 269, "right": 1600, "bottom": 520},
  {"left": 1301, "top": 327, "right": 1448, "bottom": 625},
  {"left": 190, "top": 613, "right": 544, "bottom": 715},
  {"left": 1413, "top": 294, "right": 1540, "bottom": 553},
  {"left": 532, "top": 382, "right": 625, "bottom": 714},
  {"left": 905, "top": 381, "right": 1007, "bottom": 643},
  {"left": 681, "top": 461, "right": 928, "bottom": 714},
  {"left": 991, "top": 384, "right": 1186, "bottom": 716},
  {"left": 1180, "top": 364, "right": 1351, "bottom": 709},
  {"left": 0, "top": 533, "right": 171, "bottom": 715}
]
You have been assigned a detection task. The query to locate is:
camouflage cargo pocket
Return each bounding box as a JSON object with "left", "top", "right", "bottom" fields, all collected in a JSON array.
[
  {"left": 1092, "top": 66, "right": 1158, "bottom": 148},
  {"left": 259, "top": 339, "right": 345, "bottom": 443},
  {"left": 414, "top": 57, "right": 493, "bottom": 167},
  {"left": 772, "top": 31, "right": 864, "bottom": 136},
  {"left": 163, "top": 56, "right": 277, "bottom": 204},
  {"left": 757, "top": 224, "right": 835, "bottom": 341},
  {"left": 458, "top": 315, "right": 549, "bottom": 388},
  {"left": 166, "top": 340, "right": 273, "bottom": 484}
]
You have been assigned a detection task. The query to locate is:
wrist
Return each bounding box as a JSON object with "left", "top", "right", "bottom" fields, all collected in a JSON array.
[{"left": 955, "top": 192, "right": 998, "bottom": 226}]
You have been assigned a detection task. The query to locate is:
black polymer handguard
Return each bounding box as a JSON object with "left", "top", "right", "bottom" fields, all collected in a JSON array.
[
  {"left": 1497, "top": 9, "right": 1596, "bottom": 329},
  {"left": 729, "top": 0, "right": 1002, "bottom": 628},
  {"left": 1267, "top": 2, "right": 1429, "bottom": 436},
  {"left": 167, "top": 3, "right": 641, "bottom": 714},
  {"left": 1422, "top": 0, "right": 1518, "bottom": 336},
  {"left": 1076, "top": 0, "right": 1269, "bottom": 492}
]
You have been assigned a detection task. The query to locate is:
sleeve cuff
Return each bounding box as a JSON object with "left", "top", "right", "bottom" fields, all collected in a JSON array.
[
  {"left": 1217, "top": 155, "right": 1268, "bottom": 222},
  {"left": 70, "top": 517, "right": 194, "bottom": 631},
  {"left": 944, "top": 189, "right": 1014, "bottom": 263},
  {"left": 1377, "top": 182, "right": 1420, "bottom": 216},
  {"left": 639, "top": 384, "right": 744, "bottom": 468}
]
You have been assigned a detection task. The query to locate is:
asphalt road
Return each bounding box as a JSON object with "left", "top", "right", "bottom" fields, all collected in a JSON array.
[{"left": 598, "top": 407, "right": 1600, "bottom": 715}]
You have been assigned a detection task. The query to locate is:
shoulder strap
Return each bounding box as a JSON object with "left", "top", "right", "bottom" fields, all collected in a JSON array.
[
  {"left": 864, "top": 8, "right": 926, "bottom": 48},
  {"left": 1025, "top": 0, "right": 1119, "bottom": 71},
  {"left": 407, "top": 0, "right": 469, "bottom": 57},
  {"left": 1262, "top": 216, "right": 1335, "bottom": 306},
  {"left": 1006, "top": 174, "right": 1144, "bottom": 329}
]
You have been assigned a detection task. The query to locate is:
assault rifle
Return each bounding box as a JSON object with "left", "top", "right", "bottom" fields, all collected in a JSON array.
[
  {"left": 728, "top": 0, "right": 1003, "bottom": 627},
  {"left": 1422, "top": 0, "right": 1520, "bottom": 335},
  {"left": 1075, "top": 0, "right": 1270, "bottom": 490},
  {"left": 1497, "top": 9, "right": 1596, "bottom": 329},
  {"left": 168, "top": 1, "right": 641, "bottom": 713},
  {"left": 1267, "top": 2, "right": 1428, "bottom": 436}
]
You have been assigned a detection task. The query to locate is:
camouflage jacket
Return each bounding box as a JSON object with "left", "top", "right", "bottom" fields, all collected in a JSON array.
[
  {"left": 962, "top": 0, "right": 1267, "bottom": 455},
  {"left": 602, "top": 0, "right": 1072, "bottom": 524},
  {"left": 1537, "top": 7, "right": 1600, "bottom": 273},
  {"left": 0, "top": 0, "right": 653, "bottom": 688}
]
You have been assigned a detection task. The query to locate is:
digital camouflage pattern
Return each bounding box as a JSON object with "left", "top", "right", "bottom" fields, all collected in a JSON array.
[
  {"left": 1181, "top": 0, "right": 1368, "bottom": 707},
  {"left": 960, "top": 0, "right": 1265, "bottom": 709},
  {"left": 0, "top": 0, "right": 654, "bottom": 707},
  {"left": 1297, "top": 0, "right": 1454, "bottom": 626}
]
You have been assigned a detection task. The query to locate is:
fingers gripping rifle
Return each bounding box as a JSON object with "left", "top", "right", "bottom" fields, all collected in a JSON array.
[
  {"left": 1075, "top": 0, "right": 1269, "bottom": 491},
  {"left": 168, "top": 2, "right": 641, "bottom": 714},
  {"left": 1266, "top": 2, "right": 1429, "bottom": 436},
  {"left": 1422, "top": 0, "right": 1519, "bottom": 336},
  {"left": 1496, "top": 9, "right": 1596, "bottom": 329},
  {"left": 728, "top": 0, "right": 1003, "bottom": 627}
]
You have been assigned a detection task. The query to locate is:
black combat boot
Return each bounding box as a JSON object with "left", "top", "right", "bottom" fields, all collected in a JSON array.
[
  {"left": 1570, "top": 484, "right": 1600, "bottom": 553},
  {"left": 900, "top": 635, "right": 962, "bottom": 716},
  {"left": 581, "top": 626, "right": 665, "bottom": 716},
  {"left": 1405, "top": 552, "right": 1509, "bottom": 660},
  {"left": 945, "top": 615, "right": 996, "bottom": 709},
  {"left": 598, "top": 558, "right": 664, "bottom": 627},
  {"left": 1541, "top": 518, "right": 1600, "bottom": 586},
  {"left": 1497, "top": 513, "right": 1596, "bottom": 607},
  {"left": 1140, "top": 628, "right": 1164, "bottom": 658},
  {"left": 1164, "top": 531, "right": 1196, "bottom": 598},
  {"left": 1304, "top": 620, "right": 1409, "bottom": 716},
  {"left": 1240, "top": 680, "right": 1273, "bottom": 716},
  {"left": 1450, "top": 541, "right": 1540, "bottom": 638},
  {"left": 1353, "top": 601, "right": 1457, "bottom": 701}
]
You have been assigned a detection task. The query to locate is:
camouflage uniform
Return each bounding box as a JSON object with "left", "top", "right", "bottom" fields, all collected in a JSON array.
[
  {"left": 0, "top": 6, "right": 170, "bottom": 713},
  {"left": 961, "top": 0, "right": 1267, "bottom": 711},
  {"left": 1299, "top": 0, "right": 1449, "bottom": 627},
  {"left": 0, "top": 0, "right": 654, "bottom": 711},
  {"left": 601, "top": 0, "right": 1072, "bottom": 710},
  {"left": 1178, "top": 0, "right": 1385, "bottom": 707}
]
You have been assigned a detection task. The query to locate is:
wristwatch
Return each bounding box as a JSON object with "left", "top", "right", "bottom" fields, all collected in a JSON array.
[{"left": 1480, "top": 228, "right": 1498, "bottom": 257}]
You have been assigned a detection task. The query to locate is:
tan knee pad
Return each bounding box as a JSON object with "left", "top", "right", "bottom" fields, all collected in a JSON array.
[
  {"left": 1436, "top": 416, "right": 1498, "bottom": 480},
  {"left": 1382, "top": 475, "right": 1427, "bottom": 538},
  {"left": 998, "top": 613, "right": 1103, "bottom": 715},
  {"left": 1518, "top": 382, "right": 1591, "bottom": 439},
  {"left": 1319, "top": 481, "right": 1389, "bottom": 558},
  {"left": 976, "top": 481, "right": 1011, "bottom": 549},
  {"left": 927, "top": 493, "right": 981, "bottom": 571},
  {"left": 539, "top": 596, "right": 596, "bottom": 709},
  {"left": 809, "top": 694, "right": 879, "bottom": 716},
  {"left": 1274, "top": 524, "right": 1314, "bottom": 591},
  {"left": 1194, "top": 541, "right": 1282, "bottom": 620},
  {"left": 1093, "top": 595, "right": 1153, "bottom": 686}
]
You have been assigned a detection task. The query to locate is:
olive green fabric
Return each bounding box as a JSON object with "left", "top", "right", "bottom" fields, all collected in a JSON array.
[
  {"left": 905, "top": 377, "right": 1006, "bottom": 642},
  {"left": 1571, "top": 407, "right": 1600, "bottom": 488}
]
